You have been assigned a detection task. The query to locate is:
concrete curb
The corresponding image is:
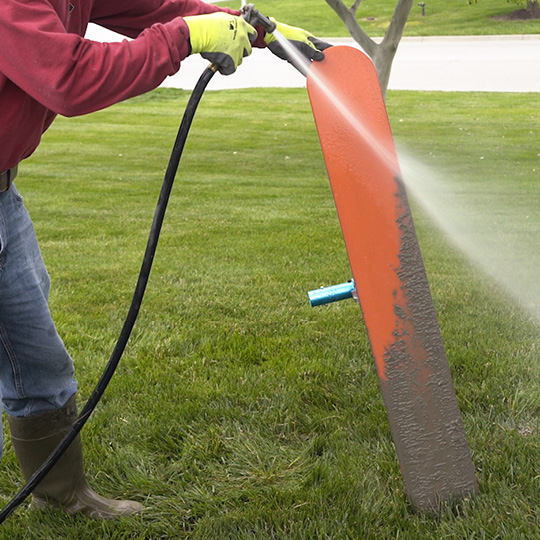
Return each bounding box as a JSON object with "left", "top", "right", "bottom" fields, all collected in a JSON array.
[{"left": 327, "top": 34, "right": 540, "bottom": 45}]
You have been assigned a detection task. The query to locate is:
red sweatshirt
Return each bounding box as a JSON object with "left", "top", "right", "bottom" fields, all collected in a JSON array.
[{"left": 0, "top": 0, "right": 237, "bottom": 171}]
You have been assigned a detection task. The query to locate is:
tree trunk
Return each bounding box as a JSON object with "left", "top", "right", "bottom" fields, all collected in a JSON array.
[
  {"left": 527, "top": 1, "right": 540, "bottom": 14},
  {"left": 324, "top": 0, "right": 414, "bottom": 99}
]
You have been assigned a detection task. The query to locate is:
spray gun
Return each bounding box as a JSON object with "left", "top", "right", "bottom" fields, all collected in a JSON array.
[
  {"left": 204, "top": 3, "right": 276, "bottom": 75},
  {"left": 240, "top": 3, "right": 277, "bottom": 34},
  {"left": 241, "top": 2, "right": 327, "bottom": 76}
]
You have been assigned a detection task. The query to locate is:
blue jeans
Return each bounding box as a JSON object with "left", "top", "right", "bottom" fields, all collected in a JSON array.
[{"left": 0, "top": 184, "right": 77, "bottom": 457}]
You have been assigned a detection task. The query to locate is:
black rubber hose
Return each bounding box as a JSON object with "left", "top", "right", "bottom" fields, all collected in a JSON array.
[{"left": 0, "top": 64, "right": 218, "bottom": 524}]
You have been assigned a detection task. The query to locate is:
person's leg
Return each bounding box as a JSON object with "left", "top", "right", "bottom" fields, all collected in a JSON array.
[
  {"left": 0, "top": 184, "right": 77, "bottom": 420},
  {"left": 0, "top": 185, "right": 142, "bottom": 518}
]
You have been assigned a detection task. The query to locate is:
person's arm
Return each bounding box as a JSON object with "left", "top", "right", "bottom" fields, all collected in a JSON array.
[
  {"left": 90, "top": 0, "right": 238, "bottom": 39},
  {"left": 0, "top": 0, "right": 231, "bottom": 117}
]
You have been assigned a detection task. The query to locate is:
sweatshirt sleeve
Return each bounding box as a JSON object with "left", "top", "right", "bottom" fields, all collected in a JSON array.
[
  {"left": 0, "top": 0, "right": 235, "bottom": 118},
  {"left": 90, "top": 0, "right": 238, "bottom": 38}
]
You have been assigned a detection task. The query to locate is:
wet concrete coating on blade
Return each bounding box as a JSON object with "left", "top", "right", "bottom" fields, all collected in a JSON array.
[{"left": 379, "top": 177, "right": 478, "bottom": 512}]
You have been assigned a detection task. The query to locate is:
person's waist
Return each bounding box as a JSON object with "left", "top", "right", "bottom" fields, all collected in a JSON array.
[{"left": 0, "top": 166, "right": 18, "bottom": 193}]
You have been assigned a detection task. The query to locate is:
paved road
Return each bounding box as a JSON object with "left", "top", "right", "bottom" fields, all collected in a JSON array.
[
  {"left": 387, "top": 35, "right": 539, "bottom": 93},
  {"left": 86, "top": 25, "right": 539, "bottom": 92}
]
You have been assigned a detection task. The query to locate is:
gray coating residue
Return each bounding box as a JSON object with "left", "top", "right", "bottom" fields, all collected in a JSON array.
[{"left": 379, "top": 177, "right": 478, "bottom": 512}]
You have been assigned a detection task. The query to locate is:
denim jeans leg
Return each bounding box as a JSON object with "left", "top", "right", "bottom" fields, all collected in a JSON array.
[{"left": 0, "top": 185, "right": 78, "bottom": 456}]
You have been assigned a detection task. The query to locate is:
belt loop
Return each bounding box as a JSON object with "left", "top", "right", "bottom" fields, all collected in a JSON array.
[
  {"left": 6, "top": 168, "right": 13, "bottom": 192},
  {"left": 9, "top": 165, "right": 18, "bottom": 184},
  {"left": 0, "top": 166, "right": 18, "bottom": 192}
]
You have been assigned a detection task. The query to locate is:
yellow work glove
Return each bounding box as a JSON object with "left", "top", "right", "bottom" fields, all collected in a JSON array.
[
  {"left": 184, "top": 13, "right": 257, "bottom": 75},
  {"left": 264, "top": 18, "right": 331, "bottom": 73}
]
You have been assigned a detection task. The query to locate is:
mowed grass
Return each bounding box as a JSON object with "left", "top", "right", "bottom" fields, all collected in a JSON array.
[
  {"left": 1, "top": 88, "right": 540, "bottom": 538},
  {"left": 228, "top": 0, "right": 540, "bottom": 37}
]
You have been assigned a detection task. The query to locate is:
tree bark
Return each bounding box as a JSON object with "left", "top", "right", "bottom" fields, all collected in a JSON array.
[
  {"left": 324, "top": 0, "right": 414, "bottom": 98},
  {"left": 527, "top": 1, "right": 540, "bottom": 14}
]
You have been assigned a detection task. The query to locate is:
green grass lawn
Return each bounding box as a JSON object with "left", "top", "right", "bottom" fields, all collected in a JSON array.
[
  {"left": 227, "top": 0, "right": 540, "bottom": 37},
  {"left": 1, "top": 87, "right": 539, "bottom": 538}
]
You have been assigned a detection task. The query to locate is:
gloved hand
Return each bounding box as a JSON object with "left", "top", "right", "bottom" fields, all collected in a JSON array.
[
  {"left": 264, "top": 19, "right": 332, "bottom": 72},
  {"left": 184, "top": 13, "right": 257, "bottom": 75}
]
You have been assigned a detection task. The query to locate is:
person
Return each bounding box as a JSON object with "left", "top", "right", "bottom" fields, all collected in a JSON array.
[{"left": 0, "top": 0, "right": 329, "bottom": 521}]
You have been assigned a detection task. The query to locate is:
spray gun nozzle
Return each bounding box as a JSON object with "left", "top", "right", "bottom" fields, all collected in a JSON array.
[{"left": 241, "top": 3, "right": 277, "bottom": 34}]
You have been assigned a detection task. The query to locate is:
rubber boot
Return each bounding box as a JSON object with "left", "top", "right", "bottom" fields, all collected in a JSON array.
[{"left": 8, "top": 396, "right": 144, "bottom": 519}]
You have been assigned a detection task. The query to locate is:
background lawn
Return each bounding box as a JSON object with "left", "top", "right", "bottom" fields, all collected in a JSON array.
[
  {"left": 225, "top": 0, "right": 540, "bottom": 37},
  {"left": 1, "top": 87, "right": 539, "bottom": 538}
]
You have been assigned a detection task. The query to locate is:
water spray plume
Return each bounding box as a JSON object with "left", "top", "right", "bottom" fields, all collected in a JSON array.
[{"left": 398, "top": 148, "right": 540, "bottom": 325}]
